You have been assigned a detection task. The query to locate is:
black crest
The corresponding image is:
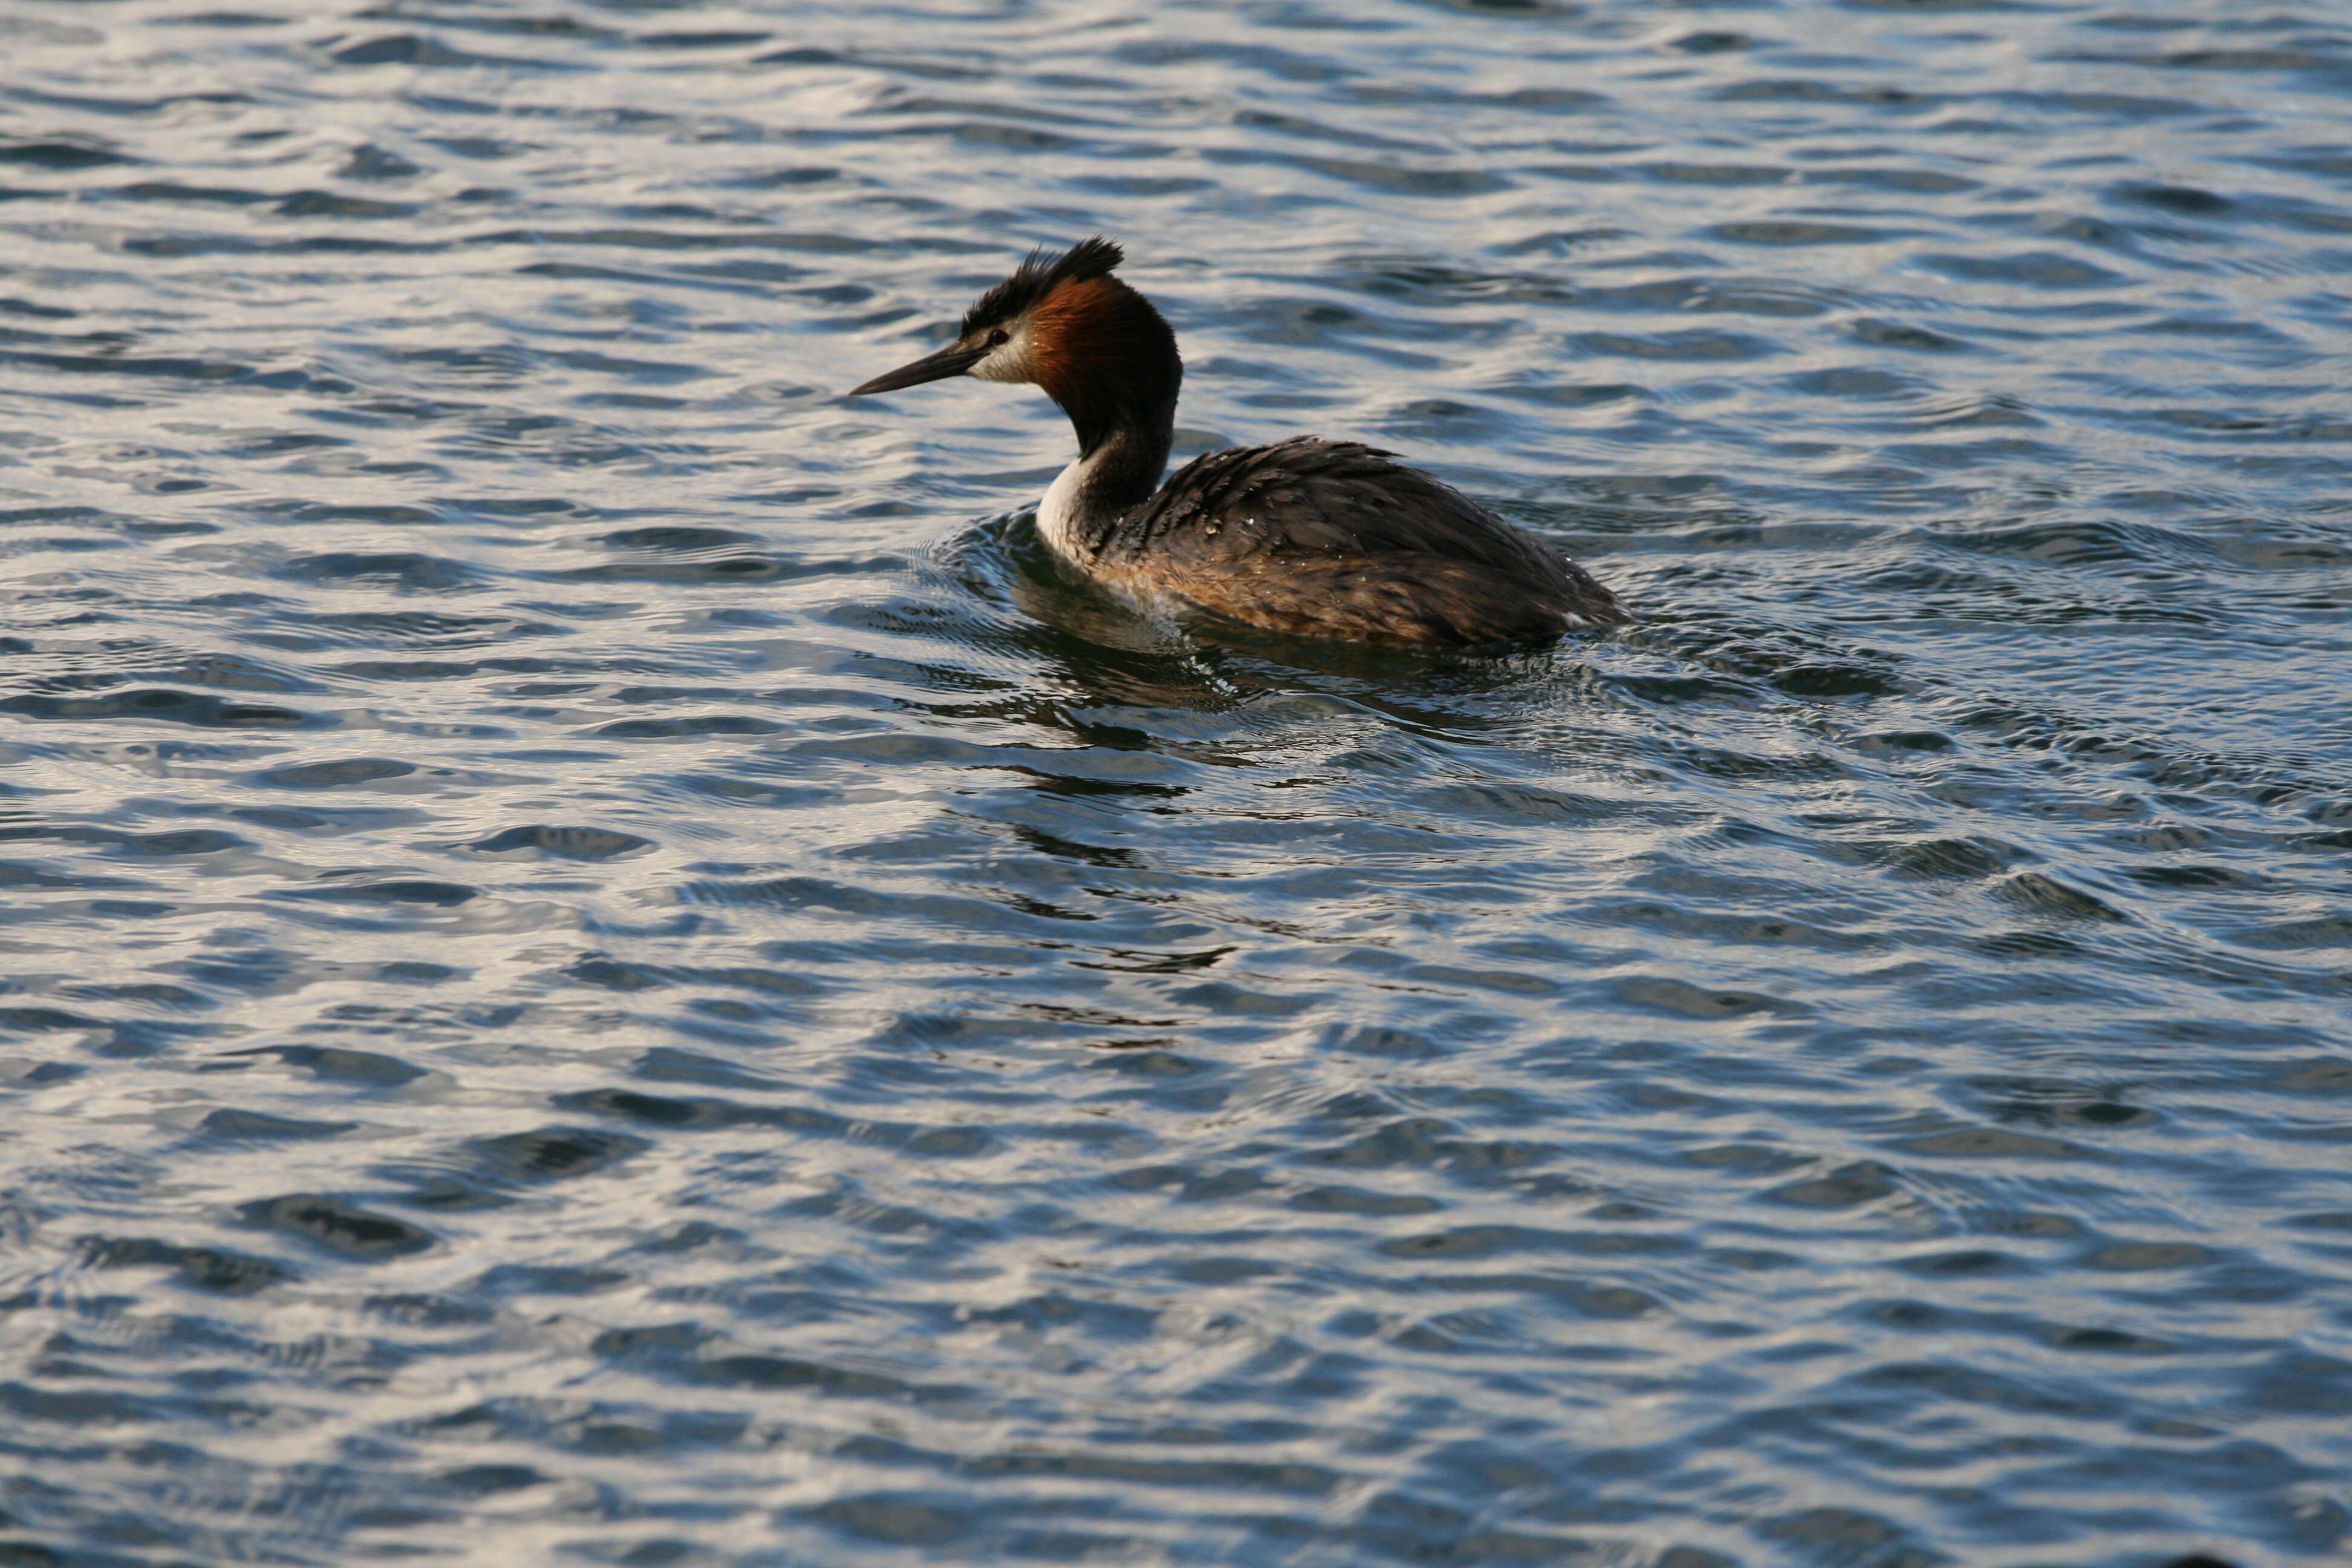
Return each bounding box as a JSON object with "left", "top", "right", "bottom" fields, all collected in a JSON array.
[{"left": 960, "top": 237, "right": 1126, "bottom": 335}]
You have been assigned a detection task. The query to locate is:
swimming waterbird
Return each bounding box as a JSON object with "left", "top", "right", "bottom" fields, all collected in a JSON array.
[{"left": 849, "top": 238, "right": 1631, "bottom": 647}]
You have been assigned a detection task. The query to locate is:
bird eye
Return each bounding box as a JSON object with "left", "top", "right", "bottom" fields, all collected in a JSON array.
[{"left": 987, "top": 328, "right": 1010, "bottom": 347}]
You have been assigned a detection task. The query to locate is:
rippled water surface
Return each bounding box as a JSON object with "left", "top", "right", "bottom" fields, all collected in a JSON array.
[{"left": 4, "top": 0, "right": 2351, "bottom": 1561}]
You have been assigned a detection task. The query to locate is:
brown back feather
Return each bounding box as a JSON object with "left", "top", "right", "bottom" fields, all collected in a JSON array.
[{"left": 1103, "top": 437, "right": 1630, "bottom": 644}]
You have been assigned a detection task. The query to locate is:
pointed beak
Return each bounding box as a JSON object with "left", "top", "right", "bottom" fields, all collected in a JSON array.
[{"left": 848, "top": 342, "right": 988, "bottom": 396}]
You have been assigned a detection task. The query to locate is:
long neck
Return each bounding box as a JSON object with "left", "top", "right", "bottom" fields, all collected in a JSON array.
[
  {"left": 1033, "top": 280, "right": 1182, "bottom": 558},
  {"left": 1037, "top": 396, "right": 1174, "bottom": 556}
]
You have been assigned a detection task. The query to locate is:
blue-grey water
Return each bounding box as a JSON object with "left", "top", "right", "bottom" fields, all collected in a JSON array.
[{"left": 2, "top": 0, "right": 2349, "bottom": 1563}]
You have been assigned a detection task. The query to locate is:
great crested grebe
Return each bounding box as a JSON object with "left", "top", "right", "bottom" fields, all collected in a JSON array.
[{"left": 849, "top": 238, "right": 1630, "bottom": 647}]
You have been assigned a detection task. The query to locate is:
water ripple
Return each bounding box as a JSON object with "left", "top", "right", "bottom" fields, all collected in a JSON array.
[{"left": 0, "top": 0, "right": 2347, "bottom": 1564}]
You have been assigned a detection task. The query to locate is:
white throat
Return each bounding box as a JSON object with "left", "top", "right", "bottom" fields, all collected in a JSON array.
[{"left": 1036, "top": 449, "right": 1110, "bottom": 561}]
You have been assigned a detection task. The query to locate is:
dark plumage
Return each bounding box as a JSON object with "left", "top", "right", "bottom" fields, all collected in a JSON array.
[
  {"left": 960, "top": 237, "right": 1126, "bottom": 339},
  {"left": 850, "top": 238, "right": 1630, "bottom": 647},
  {"left": 1105, "top": 437, "right": 1621, "bottom": 644}
]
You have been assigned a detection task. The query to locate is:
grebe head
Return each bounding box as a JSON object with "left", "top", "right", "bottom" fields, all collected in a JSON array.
[{"left": 848, "top": 237, "right": 1180, "bottom": 456}]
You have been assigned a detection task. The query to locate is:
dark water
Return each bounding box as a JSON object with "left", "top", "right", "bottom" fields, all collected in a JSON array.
[{"left": 3, "top": 0, "right": 2350, "bottom": 1562}]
